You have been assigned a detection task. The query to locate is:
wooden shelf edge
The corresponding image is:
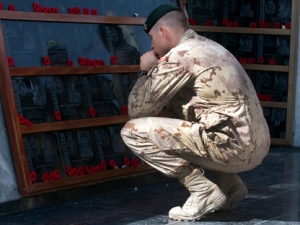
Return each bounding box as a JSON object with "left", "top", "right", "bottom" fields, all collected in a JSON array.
[
  {"left": 28, "top": 164, "right": 154, "bottom": 195},
  {"left": 21, "top": 115, "right": 130, "bottom": 134},
  {"left": 0, "top": 10, "right": 145, "bottom": 25},
  {"left": 9, "top": 64, "right": 288, "bottom": 77},
  {"left": 260, "top": 101, "right": 287, "bottom": 108},
  {"left": 192, "top": 25, "right": 291, "bottom": 35},
  {"left": 243, "top": 64, "right": 289, "bottom": 72},
  {"left": 10, "top": 65, "right": 140, "bottom": 76},
  {"left": 270, "top": 138, "right": 289, "bottom": 145}
]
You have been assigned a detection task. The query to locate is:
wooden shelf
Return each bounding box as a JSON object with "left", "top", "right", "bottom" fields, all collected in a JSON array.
[
  {"left": 191, "top": 25, "right": 291, "bottom": 36},
  {"left": 270, "top": 138, "right": 289, "bottom": 146},
  {"left": 10, "top": 65, "right": 140, "bottom": 76},
  {"left": 21, "top": 115, "right": 129, "bottom": 134},
  {"left": 260, "top": 101, "right": 287, "bottom": 109},
  {"left": 9, "top": 64, "right": 288, "bottom": 77},
  {"left": 28, "top": 164, "right": 154, "bottom": 195},
  {"left": 243, "top": 64, "right": 289, "bottom": 72},
  {"left": 0, "top": 11, "right": 291, "bottom": 36}
]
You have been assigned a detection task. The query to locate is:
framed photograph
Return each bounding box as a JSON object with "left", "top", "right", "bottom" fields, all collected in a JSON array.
[
  {"left": 12, "top": 76, "right": 54, "bottom": 123},
  {"left": 92, "top": 124, "right": 132, "bottom": 169},
  {"left": 259, "top": 0, "right": 292, "bottom": 28},
  {"left": 222, "top": 0, "right": 260, "bottom": 27},
  {"left": 23, "top": 132, "right": 65, "bottom": 183},
  {"left": 256, "top": 35, "right": 290, "bottom": 65},
  {"left": 82, "top": 74, "right": 121, "bottom": 117},
  {"left": 221, "top": 33, "right": 257, "bottom": 63},
  {"left": 250, "top": 71, "right": 288, "bottom": 102},
  {"left": 48, "top": 75, "right": 88, "bottom": 121},
  {"left": 2, "top": 21, "right": 41, "bottom": 67},
  {"left": 58, "top": 129, "right": 99, "bottom": 176},
  {"left": 37, "top": 22, "right": 76, "bottom": 66},
  {"left": 187, "top": 0, "right": 222, "bottom": 26}
]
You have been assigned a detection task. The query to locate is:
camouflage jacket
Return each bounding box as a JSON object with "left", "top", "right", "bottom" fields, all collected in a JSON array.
[{"left": 128, "top": 29, "right": 270, "bottom": 164}]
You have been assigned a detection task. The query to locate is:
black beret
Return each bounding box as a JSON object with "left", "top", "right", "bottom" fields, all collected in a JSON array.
[{"left": 144, "top": 4, "right": 181, "bottom": 33}]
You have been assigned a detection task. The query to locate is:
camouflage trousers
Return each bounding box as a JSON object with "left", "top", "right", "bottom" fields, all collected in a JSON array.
[{"left": 121, "top": 117, "right": 263, "bottom": 178}]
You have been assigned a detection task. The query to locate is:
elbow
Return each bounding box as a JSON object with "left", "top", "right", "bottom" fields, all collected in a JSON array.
[
  {"left": 128, "top": 111, "right": 138, "bottom": 119},
  {"left": 128, "top": 105, "right": 141, "bottom": 119},
  {"left": 128, "top": 108, "right": 149, "bottom": 119}
]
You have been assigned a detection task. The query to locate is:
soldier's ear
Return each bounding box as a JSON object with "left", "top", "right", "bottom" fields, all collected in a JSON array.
[
  {"left": 158, "top": 26, "right": 165, "bottom": 36},
  {"left": 159, "top": 26, "right": 170, "bottom": 40}
]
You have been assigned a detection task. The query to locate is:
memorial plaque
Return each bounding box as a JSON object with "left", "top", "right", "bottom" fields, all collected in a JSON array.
[
  {"left": 256, "top": 35, "right": 290, "bottom": 66},
  {"left": 262, "top": 107, "right": 286, "bottom": 139},
  {"left": 23, "top": 132, "right": 65, "bottom": 183},
  {"left": 48, "top": 75, "right": 88, "bottom": 121},
  {"left": 91, "top": 127, "right": 106, "bottom": 163},
  {"left": 1, "top": 0, "right": 33, "bottom": 12},
  {"left": 36, "top": 22, "right": 76, "bottom": 66},
  {"left": 250, "top": 70, "right": 288, "bottom": 102},
  {"left": 92, "top": 124, "right": 131, "bottom": 169},
  {"left": 96, "top": 24, "right": 140, "bottom": 63},
  {"left": 259, "top": 0, "right": 292, "bottom": 28},
  {"left": 186, "top": 0, "right": 222, "bottom": 26},
  {"left": 91, "top": 126, "right": 112, "bottom": 168},
  {"left": 12, "top": 76, "right": 54, "bottom": 123},
  {"left": 2, "top": 21, "right": 42, "bottom": 67},
  {"left": 72, "top": 23, "right": 111, "bottom": 66},
  {"left": 222, "top": 0, "right": 259, "bottom": 27},
  {"left": 221, "top": 33, "right": 257, "bottom": 63},
  {"left": 58, "top": 128, "right": 100, "bottom": 176},
  {"left": 82, "top": 74, "right": 121, "bottom": 117},
  {"left": 97, "top": 24, "right": 140, "bottom": 106}
]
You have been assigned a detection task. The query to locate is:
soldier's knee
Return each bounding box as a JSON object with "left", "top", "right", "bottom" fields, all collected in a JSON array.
[{"left": 121, "top": 119, "right": 137, "bottom": 139}]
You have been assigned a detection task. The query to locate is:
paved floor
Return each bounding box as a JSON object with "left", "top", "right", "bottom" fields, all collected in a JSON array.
[{"left": 0, "top": 146, "right": 300, "bottom": 224}]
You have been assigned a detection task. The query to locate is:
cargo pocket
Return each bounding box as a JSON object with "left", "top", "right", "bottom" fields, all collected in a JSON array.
[{"left": 202, "top": 128, "right": 231, "bottom": 164}]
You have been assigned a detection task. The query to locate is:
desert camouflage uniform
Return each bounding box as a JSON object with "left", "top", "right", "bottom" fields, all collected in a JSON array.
[{"left": 121, "top": 29, "right": 270, "bottom": 178}]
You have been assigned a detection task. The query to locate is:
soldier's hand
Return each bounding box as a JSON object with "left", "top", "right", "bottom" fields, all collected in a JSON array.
[{"left": 140, "top": 50, "right": 159, "bottom": 71}]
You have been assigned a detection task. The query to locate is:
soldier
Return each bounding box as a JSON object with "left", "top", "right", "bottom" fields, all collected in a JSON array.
[{"left": 120, "top": 4, "right": 270, "bottom": 221}]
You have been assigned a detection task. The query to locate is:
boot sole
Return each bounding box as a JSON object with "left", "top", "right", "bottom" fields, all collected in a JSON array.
[
  {"left": 169, "top": 193, "right": 227, "bottom": 221},
  {"left": 218, "top": 187, "right": 248, "bottom": 211}
]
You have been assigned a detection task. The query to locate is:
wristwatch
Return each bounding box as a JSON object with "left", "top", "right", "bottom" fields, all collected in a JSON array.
[{"left": 137, "top": 70, "right": 148, "bottom": 78}]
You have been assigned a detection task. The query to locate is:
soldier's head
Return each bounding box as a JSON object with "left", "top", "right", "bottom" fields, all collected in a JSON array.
[{"left": 144, "top": 4, "right": 189, "bottom": 58}]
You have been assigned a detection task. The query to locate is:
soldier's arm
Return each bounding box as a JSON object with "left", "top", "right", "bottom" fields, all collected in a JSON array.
[{"left": 128, "top": 51, "right": 193, "bottom": 119}]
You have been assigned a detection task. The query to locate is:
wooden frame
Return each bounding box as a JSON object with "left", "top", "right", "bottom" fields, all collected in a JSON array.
[
  {"left": 0, "top": 11, "right": 151, "bottom": 196},
  {"left": 0, "top": 0, "right": 298, "bottom": 196}
]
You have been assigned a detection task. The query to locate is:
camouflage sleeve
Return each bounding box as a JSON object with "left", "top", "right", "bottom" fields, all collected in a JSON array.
[{"left": 128, "top": 52, "right": 192, "bottom": 119}]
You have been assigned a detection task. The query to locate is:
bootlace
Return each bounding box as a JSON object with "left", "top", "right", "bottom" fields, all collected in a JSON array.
[{"left": 183, "top": 194, "right": 194, "bottom": 210}]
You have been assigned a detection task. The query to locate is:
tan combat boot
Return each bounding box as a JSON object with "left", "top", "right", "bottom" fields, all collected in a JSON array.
[
  {"left": 212, "top": 172, "right": 248, "bottom": 211},
  {"left": 169, "top": 168, "right": 227, "bottom": 221}
]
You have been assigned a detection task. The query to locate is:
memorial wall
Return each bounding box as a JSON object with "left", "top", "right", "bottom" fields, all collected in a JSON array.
[
  {"left": 0, "top": 0, "right": 178, "bottom": 201},
  {"left": 186, "top": 0, "right": 294, "bottom": 140},
  {"left": 0, "top": 0, "right": 298, "bottom": 202}
]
